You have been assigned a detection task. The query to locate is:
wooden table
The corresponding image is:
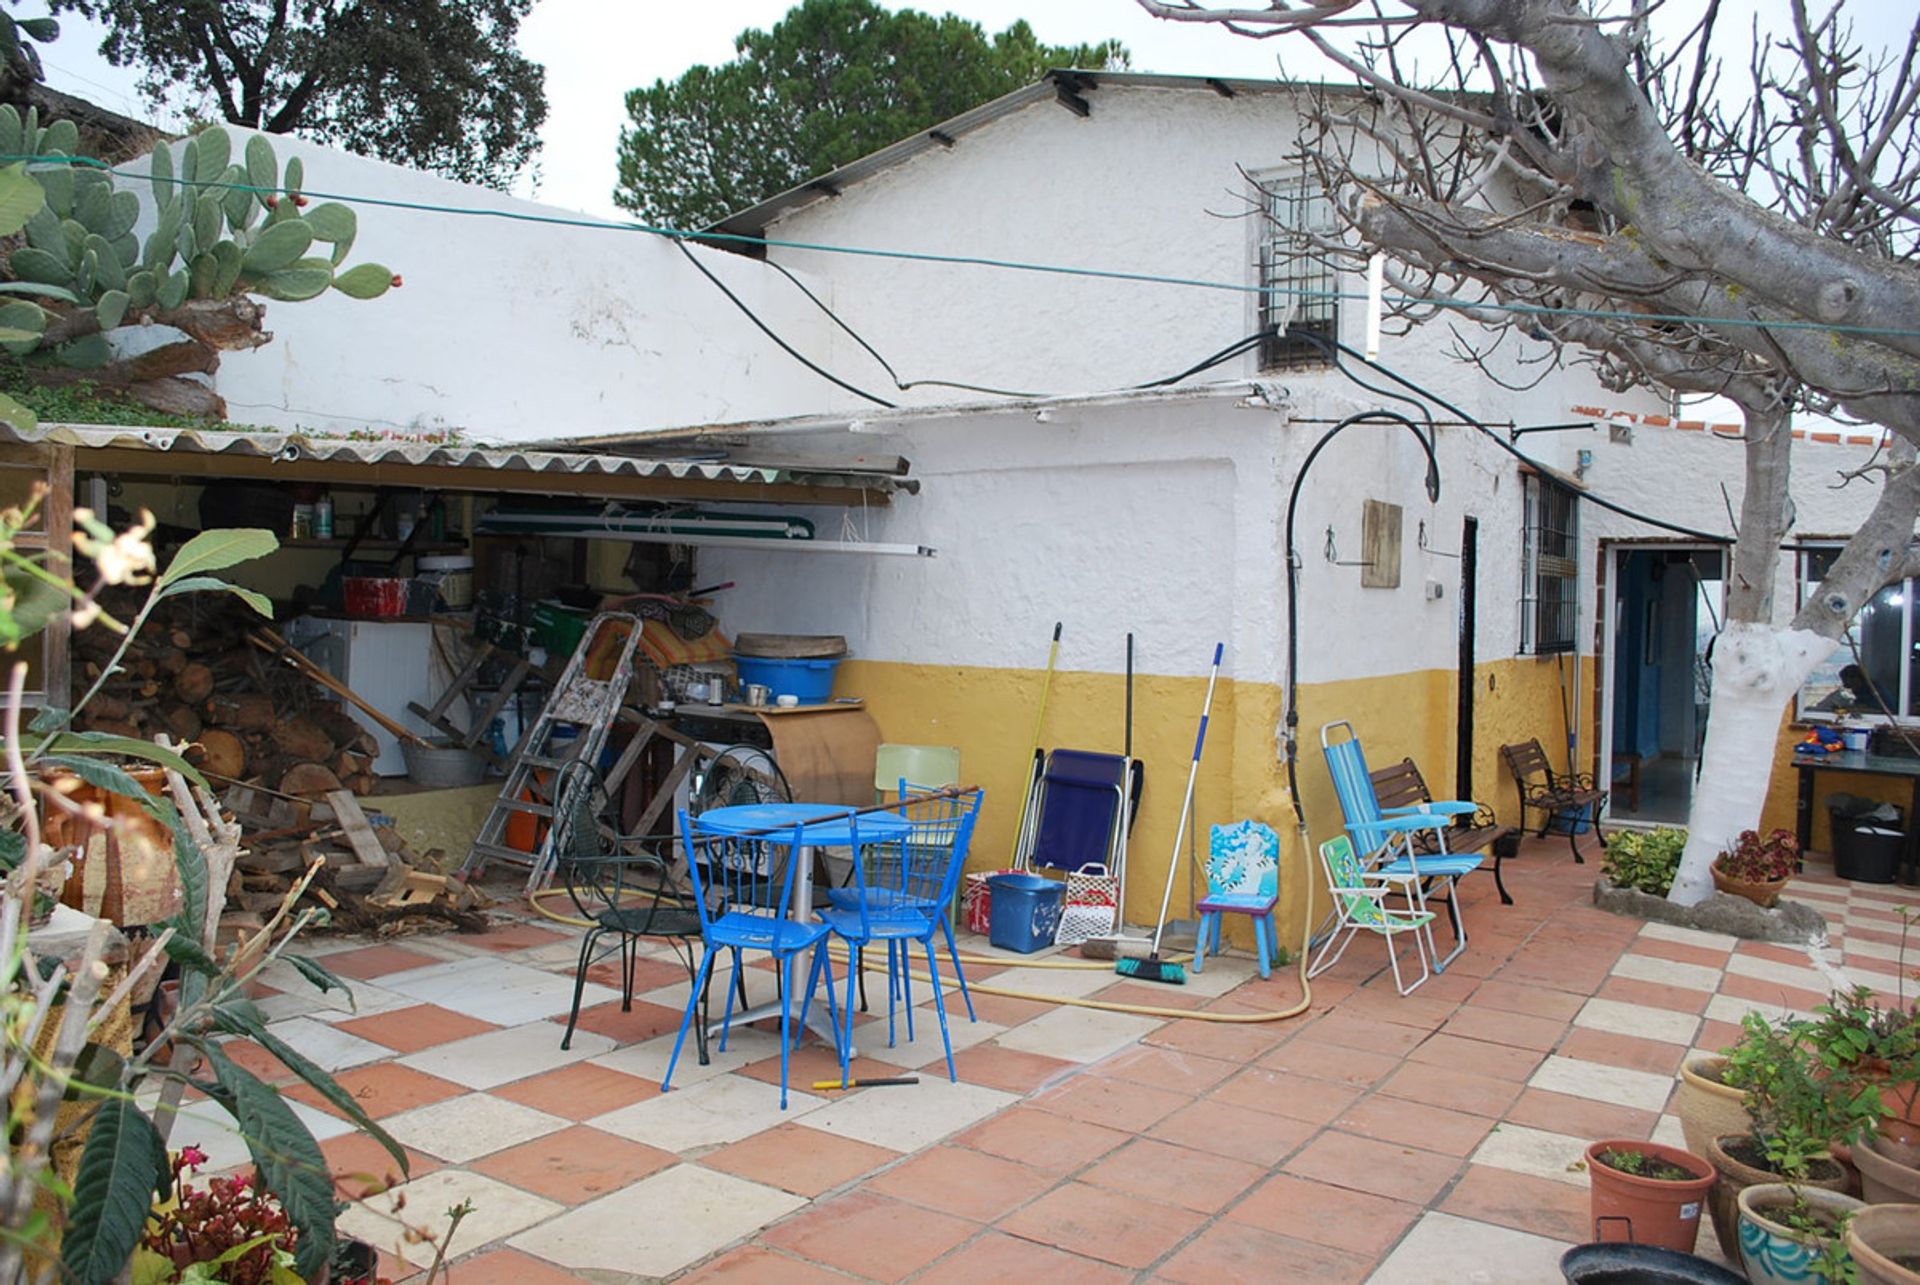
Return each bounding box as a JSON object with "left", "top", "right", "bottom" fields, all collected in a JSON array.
[{"left": 1793, "top": 749, "right": 1920, "bottom": 881}]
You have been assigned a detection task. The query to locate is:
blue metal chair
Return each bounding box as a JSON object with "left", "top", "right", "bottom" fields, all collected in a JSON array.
[
  {"left": 662, "top": 811, "right": 840, "bottom": 1109},
  {"left": 1321, "top": 720, "right": 1484, "bottom": 971},
  {"left": 822, "top": 787, "right": 984, "bottom": 1087},
  {"left": 1193, "top": 820, "right": 1283, "bottom": 979},
  {"left": 1310, "top": 835, "right": 1435, "bottom": 995},
  {"left": 829, "top": 778, "right": 982, "bottom": 1021}
]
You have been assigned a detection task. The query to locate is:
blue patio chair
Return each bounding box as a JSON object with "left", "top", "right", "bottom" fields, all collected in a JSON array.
[
  {"left": 1192, "top": 820, "right": 1283, "bottom": 979},
  {"left": 1321, "top": 720, "right": 1484, "bottom": 972},
  {"left": 822, "top": 786, "right": 984, "bottom": 1087},
  {"left": 662, "top": 811, "right": 841, "bottom": 1109},
  {"left": 1310, "top": 834, "right": 1435, "bottom": 995},
  {"left": 829, "top": 777, "right": 983, "bottom": 1022}
]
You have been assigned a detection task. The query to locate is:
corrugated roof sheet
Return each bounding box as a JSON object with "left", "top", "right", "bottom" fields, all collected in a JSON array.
[{"left": 3, "top": 421, "right": 905, "bottom": 493}]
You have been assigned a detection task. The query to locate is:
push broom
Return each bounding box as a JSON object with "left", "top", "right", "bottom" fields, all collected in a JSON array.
[{"left": 1118, "top": 641, "right": 1223, "bottom": 986}]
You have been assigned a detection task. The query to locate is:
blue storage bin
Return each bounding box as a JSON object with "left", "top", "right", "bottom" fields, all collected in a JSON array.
[
  {"left": 987, "top": 873, "right": 1067, "bottom": 953},
  {"left": 1548, "top": 802, "right": 1594, "bottom": 835},
  {"left": 734, "top": 654, "right": 843, "bottom": 704}
]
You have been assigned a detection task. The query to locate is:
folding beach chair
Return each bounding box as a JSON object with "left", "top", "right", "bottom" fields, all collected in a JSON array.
[
  {"left": 1321, "top": 720, "right": 1484, "bottom": 972},
  {"left": 1013, "top": 748, "right": 1141, "bottom": 942}
]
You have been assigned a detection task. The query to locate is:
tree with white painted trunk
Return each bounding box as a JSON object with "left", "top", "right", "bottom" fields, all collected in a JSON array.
[{"left": 1136, "top": 0, "right": 1920, "bottom": 903}]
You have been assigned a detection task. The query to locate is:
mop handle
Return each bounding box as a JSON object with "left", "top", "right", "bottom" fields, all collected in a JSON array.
[{"left": 1150, "top": 643, "right": 1224, "bottom": 956}]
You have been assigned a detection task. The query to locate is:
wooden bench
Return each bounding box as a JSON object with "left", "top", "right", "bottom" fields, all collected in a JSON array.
[
  {"left": 1369, "top": 757, "right": 1516, "bottom": 906},
  {"left": 1500, "top": 738, "right": 1607, "bottom": 862}
]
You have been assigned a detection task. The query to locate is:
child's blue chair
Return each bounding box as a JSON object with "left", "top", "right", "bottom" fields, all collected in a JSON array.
[{"left": 1192, "top": 820, "right": 1282, "bottom": 978}]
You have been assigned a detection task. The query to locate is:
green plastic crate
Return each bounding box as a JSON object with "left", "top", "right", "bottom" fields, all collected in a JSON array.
[{"left": 531, "top": 601, "right": 589, "bottom": 657}]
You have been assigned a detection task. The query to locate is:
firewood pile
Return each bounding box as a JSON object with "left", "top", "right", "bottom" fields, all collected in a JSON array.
[{"left": 73, "top": 592, "right": 381, "bottom": 797}]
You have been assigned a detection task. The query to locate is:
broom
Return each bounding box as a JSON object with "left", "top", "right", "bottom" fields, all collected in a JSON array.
[{"left": 1117, "top": 641, "right": 1223, "bottom": 986}]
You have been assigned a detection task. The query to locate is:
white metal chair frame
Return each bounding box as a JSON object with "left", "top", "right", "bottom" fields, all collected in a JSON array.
[{"left": 1308, "top": 834, "right": 1436, "bottom": 996}]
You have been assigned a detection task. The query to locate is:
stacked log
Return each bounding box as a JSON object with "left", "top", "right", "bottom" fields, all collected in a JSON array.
[{"left": 71, "top": 592, "right": 380, "bottom": 796}]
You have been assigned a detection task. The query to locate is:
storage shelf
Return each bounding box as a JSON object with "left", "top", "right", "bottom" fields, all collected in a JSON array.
[{"left": 276, "top": 539, "right": 467, "bottom": 552}]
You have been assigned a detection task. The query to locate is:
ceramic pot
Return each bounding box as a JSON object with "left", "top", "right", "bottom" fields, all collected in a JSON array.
[
  {"left": 1846, "top": 1204, "right": 1920, "bottom": 1285},
  {"left": 1585, "top": 1140, "right": 1717, "bottom": 1251},
  {"left": 1676, "top": 1056, "right": 1751, "bottom": 1159},
  {"left": 1736, "top": 1183, "right": 1864, "bottom": 1285},
  {"left": 1856, "top": 1133, "right": 1920, "bottom": 1205},
  {"left": 1705, "top": 1134, "right": 1847, "bottom": 1261},
  {"left": 1711, "top": 865, "right": 1789, "bottom": 908}
]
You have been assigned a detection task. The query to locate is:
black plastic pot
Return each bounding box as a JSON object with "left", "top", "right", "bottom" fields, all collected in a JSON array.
[{"left": 1559, "top": 1241, "right": 1747, "bottom": 1284}]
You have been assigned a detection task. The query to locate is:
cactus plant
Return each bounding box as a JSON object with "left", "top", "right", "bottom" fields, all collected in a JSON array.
[{"left": 0, "top": 120, "right": 397, "bottom": 418}]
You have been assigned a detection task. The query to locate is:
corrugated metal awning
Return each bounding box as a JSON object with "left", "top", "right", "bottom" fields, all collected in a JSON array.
[{"left": 5, "top": 421, "right": 902, "bottom": 506}]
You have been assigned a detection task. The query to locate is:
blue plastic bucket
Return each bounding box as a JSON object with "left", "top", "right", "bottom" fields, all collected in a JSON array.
[
  {"left": 987, "top": 873, "right": 1067, "bottom": 953},
  {"left": 1548, "top": 803, "right": 1594, "bottom": 835},
  {"left": 734, "top": 655, "right": 843, "bottom": 705}
]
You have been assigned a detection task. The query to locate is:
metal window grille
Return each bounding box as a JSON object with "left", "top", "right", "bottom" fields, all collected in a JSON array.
[
  {"left": 1521, "top": 474, "right": 1579, "bottom": 654},
  {"left": 1257, "top": 175, "right": 1338, "bottom": 368}
]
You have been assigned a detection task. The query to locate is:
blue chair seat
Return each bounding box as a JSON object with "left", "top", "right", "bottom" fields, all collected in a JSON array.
[
  {"left": 1197, "top": 891, "right": 1278, "bottom": 914},
  {"left": 821, "top": 906, "right": 930, "bottom": 940},
  {"left": 1377, "top": 854, "right": 1484, "bottom": 880},
  {"left": 706, "top": 913, "right": 832, "bottom": 954}
]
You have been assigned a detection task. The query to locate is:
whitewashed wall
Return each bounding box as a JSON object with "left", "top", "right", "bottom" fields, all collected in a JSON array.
[{"left": 145, "top": 129, "right": 848, "bottom": 442}]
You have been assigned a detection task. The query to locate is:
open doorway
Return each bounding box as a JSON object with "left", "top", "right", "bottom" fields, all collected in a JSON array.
[{"left": 1607, "top": 547, "right": 1725, "bottom": 824}]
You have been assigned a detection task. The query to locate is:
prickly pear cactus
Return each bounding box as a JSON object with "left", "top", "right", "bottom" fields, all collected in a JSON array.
[{"left": 0, "top": 116, "right": 398, "bottom": 368}]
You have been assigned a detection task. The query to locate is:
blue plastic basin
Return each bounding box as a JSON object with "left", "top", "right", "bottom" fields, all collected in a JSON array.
[{"left": 734, "top": 655, "right": 842, "bottom": 704}]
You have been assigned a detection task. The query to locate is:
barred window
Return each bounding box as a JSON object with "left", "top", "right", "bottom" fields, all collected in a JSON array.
[
  {"left": 1256, "top": 174, "right": 1338, "bottom": 368},
  {"left": 1522, "top": 473, "right": 1579, "bottom": 654}
]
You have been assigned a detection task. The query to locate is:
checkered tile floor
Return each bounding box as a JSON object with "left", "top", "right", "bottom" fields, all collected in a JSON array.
[{"left": 191, "top": 842, "right": 1900, "bottom": 1281}]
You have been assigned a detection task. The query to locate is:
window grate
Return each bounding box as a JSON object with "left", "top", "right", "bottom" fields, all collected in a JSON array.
[
  {"left": 1257, "top": 175, "right": 1338, "bottom": 368},
  {"left": 1521, "top": 474, "right": 1579, "bottom": 654}
]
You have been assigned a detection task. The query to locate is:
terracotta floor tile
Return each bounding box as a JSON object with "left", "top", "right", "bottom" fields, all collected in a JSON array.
[
  {"left": 466, "top": 922, "right": 571, "bottom": 953},
  {"left": 948, "top": 1044, "right": 1077, "bottom": 1094},
  {"left": 1716, "top": 971, "right": 1828, "bottom": 1011},
  {"left": 1594, "top": 975, "right": 1713, "bottom": 1015},
  {"left": 333, "top": 1005, "right": 500, "bottom": 1055},
  {"left": 1028, "top": 1072, "right": 1192, "bottom": 1129},
  {"left": 1283, "top": 1129, "right": 1464, "bottom": 1205},
  {"left": 1307, "top": 1012, "right": 1432, "bottom": 1056},
  {"left": 1441, "top": 1162, "right": 1592, "bottom": 1242},
  {"left": 1440, "top": 1005, "right": 1567, "bottom": 1052},
  {"left": 867, "top": 1144, "right": 1056, "bottom": 1221},
  {"left": 322, "top": 944, "right": 447, "bottom": 981},
  {"left": 550, "top": 997, "right": 686, "bottom": 1046},
  {"left": 1634, "top": 937, "right": 1733, "bottom": 967},
  {"left": 997, "top": 1179, "right": 1208, "bottom": 1269},
  {"left": 953, "top": 1106, "right": 1131, "bottom": 1173},
  {"left": 1337, "top": 986, "right": 1460, "bottom": 1031},
  {"left": 584, "top": 955, "right": 697, "bottom": 995},
  {"left": 1332, "top": 1094, "right": 1496, "bottom": 1157},
  {"left": 700, "top": 1121, "right": 900, "bottom": 1198},
  {"left": 469, "top": 1123, "right": 676, "bottom": 1204},
  {"left": 1406, "top": 1032, "right": 1546, "bottom": 1083},
  {"left": 761, "top": 1190, "right": 976, "bottom": 1278},
  {"left": 942, "top": 989, "right": 1054, "bottom": 1026},
  {"left": 1739, "top": 941, "right": 1817, "bottom": 967},
  {"left": 284, "top": 1063, "right": 465, "bottom": 1119},
  {"left": 1558, "top": 1027, "right": 1688, "bottom": 1077},
  {"left": 1077, "top": 1137, "right": 1265, "bottom": 1213},
  {"left": 490, "top": 1061, "right": 658, "bottom": 1120},
  {"left": 1467, "top": 980, "right": 1587, "bottom": 1022},
  {"left": 915, "top": 1231, "right": 1133, "bottom": 1284},
  {"left": 1698, "top": 1019, "right": 1745, "bottom": 1053},
  {"left": 1142, "top": 1015, "right": 1294, "bottom": 1063},
  {"left": 1209, "top": 1064, "right": 1361, "bottom": 1123},
  {"left": 1226, "top": 1171, "right": 1421, "bottom": 1255},
  {"left": 1259, "top": 1035, "right": 1403, "bottom": 1087},
  {"left": 215, "top": 1039, "right": 295, "bottom": 1084},
  {"left": 1155, "top": 1221, "right": 1374, "bottom": 1284},
  {"left": 319, "top": 1131, "right": 438, "bottom": 1200},
  {"left": 442, "top": 1247, "right": 588, "bottom": 1284},
  {"left": 1088, "top": 1043, "right": 1240, "bottom": 1094},
  {"left": 1090, "top": 979, "right": 1214, "bottom": 1010},
  {"left": 680, "top": 1246, "right": 861, "bottom": 1283},
  {"left": 1505, "top": 1087, "right": 1660, "bottom": 1142},
  {"left": 1147, "top": 1096, "right": 1317, "bottom": 1166},
  {"left": 1376, "top": 1061, "right": 1526, "bottom": 1119}
]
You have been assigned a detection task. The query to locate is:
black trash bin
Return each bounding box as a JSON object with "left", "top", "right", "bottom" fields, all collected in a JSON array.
[{"left": 1830, "top": 792, "right": 1905, "bottom": 883}]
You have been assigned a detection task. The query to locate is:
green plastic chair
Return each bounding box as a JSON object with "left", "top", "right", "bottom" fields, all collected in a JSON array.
[
  {"left": 1309, "top": 834, "right": 1435, "bottom": 995},
  {"left": 873, "top": 744, "right": 962, "bottom": 801}
]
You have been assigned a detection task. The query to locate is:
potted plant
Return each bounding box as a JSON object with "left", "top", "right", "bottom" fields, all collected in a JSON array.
[
  {"left": 1708, "top": 1011, "right": 1874, "bottom": 1259},
  {"left": 1676, "top": 1052, "right": 1754, "bottom": 1160},
  {"left": 1737, "top": 1184, "right": 1863, "bottom": 1285},
  {"left": 1846, "top": 1204, "right": 1920, "bottom": 1285},
  {"left": 1585, "top": 1140, "right": 1718, "bottom": 1250},
  {"left": 1806, "top": 984, "right": 1920, "bottom": 1151},
  {"left": 1602, "top": 826, "right": 1689, "bottom": 897},
  {"left": 1712, "top": 827, "right": 1801, "bottom": 907}
]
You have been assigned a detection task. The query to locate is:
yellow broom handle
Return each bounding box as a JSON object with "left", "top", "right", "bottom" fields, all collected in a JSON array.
[{"left": 1009, "top": 622, "right": 1063, "bottom": 866}]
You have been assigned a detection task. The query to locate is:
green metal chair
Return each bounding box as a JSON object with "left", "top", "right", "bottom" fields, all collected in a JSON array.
[
  {"left": 1309, "top": 834, "right": 1435, "bottom": 996},
  {"left": 873, "top": 744, "right": 961, "bottom": 800}
]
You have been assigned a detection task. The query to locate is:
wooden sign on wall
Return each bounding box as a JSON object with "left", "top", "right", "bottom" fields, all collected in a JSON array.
[{"left": 1361, "top": 499, "right": 1403, "bottom": 589}]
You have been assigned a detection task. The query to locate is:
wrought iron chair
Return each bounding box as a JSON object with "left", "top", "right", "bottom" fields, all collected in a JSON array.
[{"left": 552, "top": 759, "right": 710, "bottom": 1059}]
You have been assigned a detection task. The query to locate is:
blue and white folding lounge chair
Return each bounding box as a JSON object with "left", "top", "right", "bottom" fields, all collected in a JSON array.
[{"left": 1321, "top": 720, "right": 1484, "bottom": 972}]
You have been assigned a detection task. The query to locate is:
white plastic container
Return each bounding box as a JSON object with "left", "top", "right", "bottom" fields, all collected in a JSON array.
[{"left": 416, "top": 554, "right": 474, "bottom": 609}]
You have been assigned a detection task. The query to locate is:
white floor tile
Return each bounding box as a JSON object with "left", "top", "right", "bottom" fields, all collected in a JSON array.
[
  {"left": 397, "top": 1021, "right": 614, "bottom": 1089},
  {"left": 1573, "top": 997, "right": 1699, "bottom": 1046},
  {"left": 259, "top": 1016, "right": 393, "bottom": 1071},
  {"left": 1369, "top": 1211, "right": 1572, "bottom": 1283},
  {"left": 590, "top": 1028, "right": 782, "bottom": 1087},
  {"left": 1611, "top": 954, "right": 1723, "bottom": 992},
  {"left": 376, "top": 955, "right": 618, "bottom": 1025},
  {"left": 1706, "top": 992, "right": 1812, "bottom": 1027},
  {"left": 381, "top": 1093, "right": 566, "bottom": 1162},
  {"left": 1529, "top": 1056, "right": 1674, "bottom": 1113},
  {"left": 590, "top": 1072, "right": 825, "bottom": 1152},
  {"left": 796, "top": 1076, "right": 1015, "bottom": 1152},
  {"left": 1637, "top": 921, "right": 1738, "bottom": 951},
  {"left": 1725, "top": 952, "right": 1827, "bottom": 992},
  {"left": 864, "top": 1013, "right": 1006, "bottom": 1069},
  {"left": 159, "top": 1094, "right": 354, "bottom": 1175},
  {"left": 509, "top": 1163, "right": 803, "bottom": 1277},
  {"left": 993, "top": 1006, "right": 1164, "bottom": 1063},
  {"left": 377, "top": 1168, "right": 563, "bottom": 1246},
  {"left": 1471, "top": 1125, "right": 1590, "bottom": 1188}
]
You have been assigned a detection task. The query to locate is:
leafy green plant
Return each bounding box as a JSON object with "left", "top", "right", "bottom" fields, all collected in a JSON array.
[
  {"left": 1715, "top": 828, "right": 1801, "bottom": 883},
  {"left": 1722, "top": 1010, "right": 1884, "bottom": 1179},
  {"left": 1593, "top": 1147, "right": 1696, "bottom": 1180},
  {"left": 1602, "top": 826, "right": 1688, "bottom": 896}
]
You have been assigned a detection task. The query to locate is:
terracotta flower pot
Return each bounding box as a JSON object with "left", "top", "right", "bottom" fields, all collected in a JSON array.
[
  {"left": 1585, "top": 1140, "right": 1717, "bottom": 1251},
  {"left": 1711, "top": 864, "right": 1788, "bottom": 908},
  {"left": 1676, "top": 1056, "right": 1752, "bottom": 1159},
  {"left": 1736, "top": 1183, "right": 1864, "bottom": 1285},
  {"left": 1847, "top": 1204, "right": 1920, "bottom": 1285},
  {"left": 1705, "top": 1134, "right": 1848, "bottom": 1262},
  {"left": 1857, "top": 1133, "right": 1920, "bottom": 1205}
]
